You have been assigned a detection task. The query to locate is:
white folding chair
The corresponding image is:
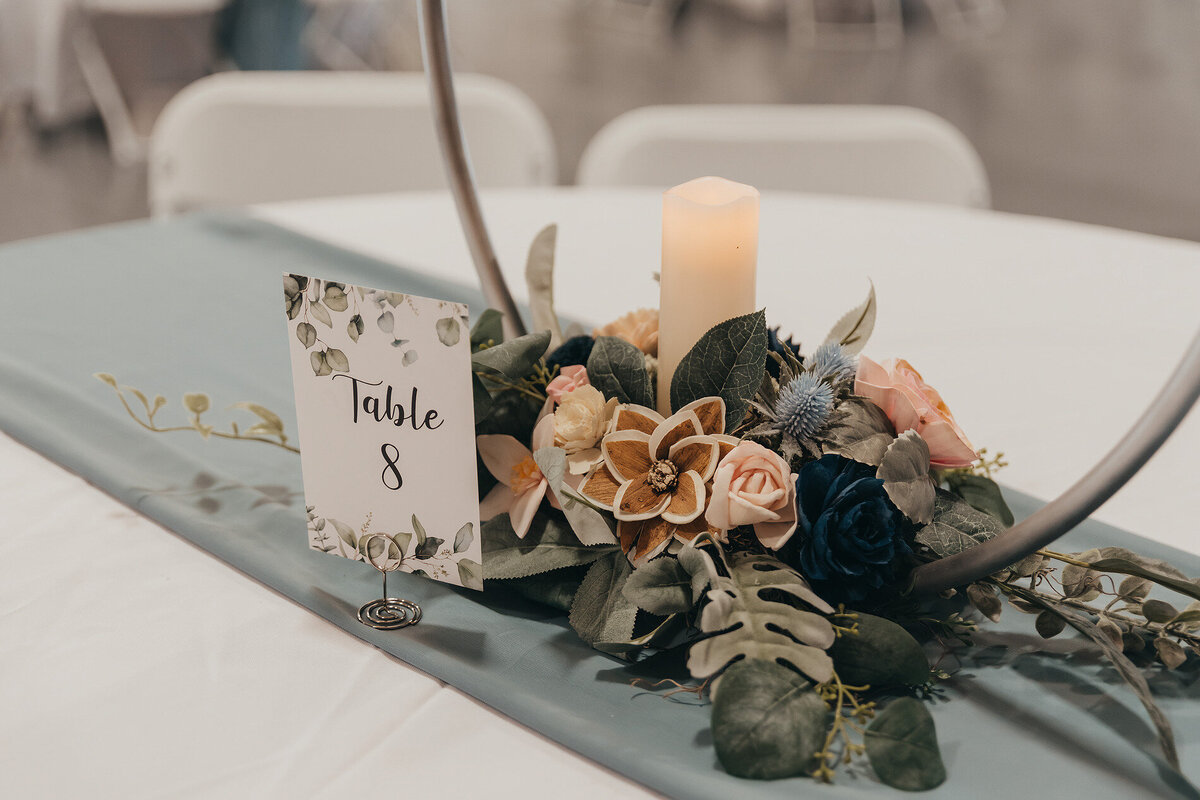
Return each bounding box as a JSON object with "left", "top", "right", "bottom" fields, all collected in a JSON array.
[
  {"left": 576, "top": 104, "right": 990, "bottom": 208},
  {"left": 148, "top": 70, "right": 557, "bottom": 216}
]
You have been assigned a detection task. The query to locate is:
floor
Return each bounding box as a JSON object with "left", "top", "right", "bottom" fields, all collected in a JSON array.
[{"left": 2, "top": 0, "right": 1199, "bottom": 244}]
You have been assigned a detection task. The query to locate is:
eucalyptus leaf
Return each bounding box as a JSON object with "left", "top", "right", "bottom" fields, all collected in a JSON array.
[
  {"left": 347, "top": 314, "right": 364, "bottom": 342},
  {"left": 1083, "top": 552, "right": 1200, "bottom": 604},
  {"left": 877, "top": 431, "right": 934, "bottom": 525},
  {"left": 820, "top": 397, "right": 895, "bottom": 466},
  {"left": 1155, "top": 637, "right": 1187, "bottom": 670},
  {"left": 310, "top": 351, "right": 331, "bottom": 377},
  {"left": 402, "top": 350, "right": 419, "bottom": 367},
  {"left": 711, "top": 659, "right": 827, "bottom": 780},
  {"left": 1142, "top": 599, "right": 1179, "bottom": 623},
  {"left": 472, "top": 331, "right": 551, "bottom": 381},
  {"left": 309, "top": 301, "right": 332, "bottom": 328},
  {"left": 414, "top": 536, "right": 444, "bottom": 559},
  {"left": 688, "top": 550, "right": 836, "bottom": 684},
  {"left": 472, "top": 373, "right": 494, "bottom": 424},
  {"left": 470, "top": 308, "right": 505, "bottom": 349},
  {"left": 864, "top": 698, "right": 946, "bottom": 791},
  {"left": 453, "top": 522, "right": 474, "bottom": 554},
  {"left": 1035, "top": 610, "right": 1066, "bottom": 638},
  {"left": 390, "top": 531, "right": 413, "bottom": 557},
  {"left": 944, "top": 472, "right": 1014, "bottom": 527},
  {"left": 568, "top": 550, "right": 637, "bottom": 645},
  {"left": 534, "top": 448, "right": 618, "bottom": 546},
  {"left": 457, "top": 558, "right": 484, "bottom": 591},
  {"left": 828, "top": 613, "right": 929, "bottom": 688},
  {"left": 482, "top": 513, "right": 617, "bottom": 579},
  {"left": 412, "top": 514, "right": 427, "bottom": 546},
  {"left": 183, "top": 393, "right": 210, "bottom": 414},
  {"left": 524, "top": 223, "right": 564, "bottom": 350},
  {"left": 966, "top": 582, "right": 1002, "bottom": 623},
  {"left": 914, "top": 489, "right": 1002, "bottom": 559},
  {"left": 325, "top": 348, "right": 349, "bottom": 373},
  {"left": 377, "top": 310, "right": 394, "bottom": 333},
  {"left": 436, "top": 316, "right": 462, "bottom": 347},
  {"left": 328, "top": 518, "right": 357, "bottom": 552},
  {"left": 295, "top": 322, "right": 317, "bottom": 348},
  {"left": 822, "top": 281, "right": 876, "bottom": 355},
  {"left": 622, "top": 557, "right": 695, "bottom": 615},
  {"left": 670, "top": 309, "right": 767, "bottom": 429},
  {"left": 587, "top": 336, "right": 653, "bottom": 407},
  {"left": 323, "top": 285, "right": 348, "bottom": 311}
]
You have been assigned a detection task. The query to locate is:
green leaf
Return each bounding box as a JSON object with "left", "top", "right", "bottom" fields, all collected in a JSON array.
[
  {"left": 402, "top": 350, "right": 419, "bottom": 367},
  {"left": 820, "top": 397, "right": 895, "bottom": 466},
  {"left": 502, "top": 567, "right": 584, "bottom": 612},
  {"left": 533, "top": 448, "right": 617, "bottom": 546},
  {"left": 524, "top": 223, "right": 563, "bottom": 350},
  {"left": 877, "top": 431, "right": 934, "bottom": 525},
  {"left": 1083, "top": 549, "right": 1200, "bottom": 604},
  {"left": 822, "top": 281, "right": 876, "bottom": 355},
  {"left": 1142, "top": 599, "right": 1179, "bottom": 623},
  {"left": 622, "top": 557, "right": 695, "bottom": 615},
  {"left": 414, "top": 536, "right": 444, "bottom": 559},
  {"left": 1154, "top": 636, "right": 1187, "bottom": 670},
  {"left": 688, "top": 550, "right": 836, "bottom": 684},
  {"left": 914, "top": 489, "right": 1002, "bottom": 558},
  {"left": 1016, "top": 590, "right": 1179, "bottom": 769},
  {"left": 183, "top": 393, "right": 210, "bottom": 414},
  {"left": 670, "top": 309, "right": 767, "bottom": 429},
  {"left": 377, "top": 310, "right": 394, "bottom": 333},
  {"left": 390, "top": 531, "right": 413, "bottom": 557},
  {"left": 568, "top": 550, "right": 638, "bottom": 645},
  {"left": 436, "top": 316, "right": 462, "bottom": 347},
  {"left": 711, "top": 659, "right": 827, "bottom": 780},
  {"left": 328, "top": 518, "right": 357, "bottom": 552},
  {"left": 412, "top": 514, "right": 427, "bottom": 546},
  {"left": 310, "top": 351, "right": 331, "bottom": 377},
  {"left": 472, "top": 331, "right": 551, "bottom": 381},
  {"left": 309, "top": 301, "right": 332, "bottom": 328},
  {"left": 470, "top": 308, "right": 505, "bottom": 350},
  {"left": 482, "top": 513, "right": 618, "bottom": 579},
  {"left": 347, "top": 314, "right": 364, "bottom": 342},
  {"left": 326, "top": 348, "right": 349, "bottom": 373},
  {"left": 295, "top": 322, "right": 317, "bottom": 348},
  {"left": 457, "top": 558, "right": 484, "bottom": 591},
  {"left": 865, "top": 698, "right": 946, "bottom": 791},
  {"left": 829, "top": 613, "right": 929, "bottom": 687},
  {"left": 323, "top": 285, "right": 348, "bottom": 311},
  {"left": 471, "top": 373, "right": 494, "bottom": 424},
  {"left": 944, "top": 472, "right": 1014, "bottom": 527},
  {"left": 232, "top": 402, "right": 285, "bottom": 436},
  {"left": 586, "top": 336, "right": 652, "bottom": 407},
  {"left": 966, "top": 582, "right": 1002, "bottom": 623},
  {"left": 453, "top": 522, "right": 474, "bottom": 553}
]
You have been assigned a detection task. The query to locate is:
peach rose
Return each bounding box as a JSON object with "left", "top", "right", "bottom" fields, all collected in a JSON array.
[
  {"left": 593, "top": 308, "right": 659, "bottom": 356},
  {"left": 855, "top": 356, "right": 978, "bottom": 469},
  {"left": 705, "top": 441, "right": 799, "bottom": 550},
  {"left": 546, "top": 364, "right": 590, "bottom": 404}
]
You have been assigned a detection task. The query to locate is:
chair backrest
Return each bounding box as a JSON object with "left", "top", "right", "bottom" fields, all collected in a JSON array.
[
  {"left": 576, "top": 104, "right": 989, "bottom": 208},
  {"left": 149, "top": 71, "right": 556, "bottom": 216}
]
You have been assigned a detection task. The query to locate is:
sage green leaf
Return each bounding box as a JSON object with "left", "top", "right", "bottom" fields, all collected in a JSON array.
[
  {"left": 914, "top": 489, "right": 1002, "bottom": 558},
  {"left": 232, "top": 402, "right": 285, "bottom": 437},
  {"left": 295, "top": 322, "right": 317, "bottom": 348},
  {"left": 326, "top": 348, "right": 349, "bottom": 373},
  {"left": 676, "top": 545, "right": 712, "bottom": 602},
  {"left": 377, "top": 310, "right": 394, "bottom": 333},
  {"left": 472, "top": 373, "right": 494, "bottom": 423},
  {"left": 390, "top": 531, "right": 412, "bottom": 558},
  {"left": 328, "top": 518, "right": 357, "bottom": 552},
  {"left": 457, "top": 558, "right": 484, "bottom": 591},
  {"left": 1017, "top": 591, "right": 1179, "bottom": 769},
  {"left": 587, "top": 336, "right": 653, "bottom": 407},
  {"left": 1083, "top": 550, "right": 1200, "bottom": 604},
  {"left": 670, "top": 309, "right": 767, "bottom": 429},
  {"left": 453, "top": 522, "right": 474, "bottom": 554},
  {"left": 534, "top": 447, "right": 618, "bottom": 546},
  {"left": 593, "top": 613, "right": 684, "bottom": 656},
  {"left": 183, "top": 392, "right": 210, "bottom": 414},
  {"left": 412, "top": 514, "right": 427, "bottom": 546},
  {"left": 482, "top": 513, "right": 617, "bottom": 579},
  {"left": 323, "top": 285, "right": 348, "bottom": 311},
  {"left": 711, "top": 659, "right": 827, "bottom": 780},
  {"left": 309, "top": 301, "right": 332, "bottom": 328},
  {"left": 472, "top": 330, "right": 551, "bottom": 381},
  {"left": 877, "top": 431, "right": 934, "bottom": 525},
  {"left": 503, "top": 567, "right": 585, "bottom": 613},
  {"left": 1155, "top": 637, "right": 1187, "bottom": 670},
  {"left": 568, "top": 550, "right": 637, "bottom": 645},
  {"left": 310, "top": 351, "right": 331, "bottom": 376},
  {"left": 829, "top": 613, "right": 929, "bottom": 688},
  {"left": 1061, "top": 548, "right": 1102, "bottom": 598},
  {"left": 820, "top": 397, "right": 895, "bottom": 466},
  {"left": 944, "top": 472, "right": 1014, "bottom": 527},
  {"left": 622, "top": 557, "right": 695, "bottom": 615},
  {"left": 524, "top": 223, "right": 563, "bottom": 350},
  {"left": 865, "top": 698, "right": 946, "bottom": 791},
  {"left": 436, "top": 316, "right": 462, "bottom": 347},
  {"left": 822, "top": 281, "right": 876, "bottom": 355},
  {"left": 402, "top": 350, "right": 419, "bottom": 367},
  {"left": 1118, "top": 575, "right": 1152, "bottom": 601},
  {"left": 687, "top": 550, "right": 836, "bottom": 684},
  {"left": 1142, "top": 599, "right": 1179, "bottom": 623},
  {"left": 414, "top": 536, "right": 444, "bottom": 559},
  {"left": 347, "top": 314, "right": 364, "bottom": 342},
  {"left": 966, "top": 582, "right": 1002, "bottom": 623},
  {"left": 470, "top": 308, "right": 505, "bottom": 349}
]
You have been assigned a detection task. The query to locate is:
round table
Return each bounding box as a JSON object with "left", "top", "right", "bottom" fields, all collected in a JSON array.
[{"left": 4, "top": 187, "right": 1198, "bottom": 798}]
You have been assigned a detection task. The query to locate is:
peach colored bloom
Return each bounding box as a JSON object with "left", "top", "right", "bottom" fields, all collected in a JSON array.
[
  {"left": 593, "top": 308, "right": 659, "bottom": 356},
  {"left": 546, "top": 365, "right": 590, "bottom": 404},
  {"left": 855, "top": 356, "right": 978, "bottom": 469},
  {"left": 477, "top": 414, "right": 559, "bottom": 538},
  {"left": 705, "top": 441, "right": 799, "bottom": 550}
]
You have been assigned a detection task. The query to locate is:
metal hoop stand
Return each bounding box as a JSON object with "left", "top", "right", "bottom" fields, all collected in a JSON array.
[
  {"left": 357, "top": 533, "right": 422, "bottom": 630},
  {"left": 415, "top": 0, "right": 1200, "bottom": 595}
]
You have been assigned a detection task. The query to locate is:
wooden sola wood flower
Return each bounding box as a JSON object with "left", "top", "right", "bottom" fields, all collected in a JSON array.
[{"left": 580, "top": 397, "right": 737, "bottom": 564}]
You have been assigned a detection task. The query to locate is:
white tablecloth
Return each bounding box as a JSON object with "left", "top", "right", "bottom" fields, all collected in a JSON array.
[{"left": 3, "top": 188, "right": 1198, "bottom": 797}]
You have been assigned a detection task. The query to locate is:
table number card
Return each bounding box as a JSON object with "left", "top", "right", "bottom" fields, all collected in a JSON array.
[{"left": 284, "top": 274, "right": 483, "bottom": 590}]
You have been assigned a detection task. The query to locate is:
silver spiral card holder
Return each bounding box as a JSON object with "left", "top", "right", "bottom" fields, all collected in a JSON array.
[{"left": 357, "top": 533, "right": 422, "bottom": 630}]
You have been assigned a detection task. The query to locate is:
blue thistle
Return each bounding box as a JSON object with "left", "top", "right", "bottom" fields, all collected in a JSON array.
[
  {"left": 774, "top": 373, "right": 834, "bottom": 441},
  {"left": 807, "top": 343, "right": 857, "bottom": 384}
]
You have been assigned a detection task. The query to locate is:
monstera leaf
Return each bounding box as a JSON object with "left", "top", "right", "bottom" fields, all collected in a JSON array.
[{"left": 688, "top": 550, "right": 836, "bottom": 684}]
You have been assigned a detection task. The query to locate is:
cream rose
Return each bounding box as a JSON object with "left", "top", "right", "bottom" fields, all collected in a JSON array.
[
  {"left": 554, "top": 385, "right": 618, "bottom": 474},
  {"left": 704, "top": 441, "right": 799, "bottom": 550}
]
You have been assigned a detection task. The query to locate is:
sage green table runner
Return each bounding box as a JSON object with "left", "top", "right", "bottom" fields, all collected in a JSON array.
[{"left": 1, "top": 214, "right": 1196, "bottom": 799}]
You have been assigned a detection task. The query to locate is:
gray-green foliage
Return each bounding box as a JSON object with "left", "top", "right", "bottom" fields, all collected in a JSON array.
[
  {"left": 711, "top": 659, "right": 827, "bottom": 780},
  {"left": 569, "top": 550, "right": 638, "bottom": 645},
  {"left": 472, "top": 330, "right": 551, "bottom": 382},
  {"left": 621, "top": 548, "right": 710, "bottom": 615},
  {"left": 688, "top": 549, "right": 836, "bottom": 684},
  {"left": 864, "top": 698, "right": 946, "bottom": 791},
  {"left": 670, "top": 309, "right": 767, "bottom": 429},
  {"left": 587, "top": 336, "right": 653, "bottom": 407},
  {"left": 820, "top": 397, "right": 895, "bottom": 466},
  {"left": 524, "top": 224, "right": 564, "bottom": 350},
  {"left": 943, "top": 472, "right": 1014, "bottom": 526},
  {"left": 877, "top": 431, "right": 934, "bottom": 524},
  {"left": 914, "top": 489, "right": 1002, "bottom": 558},
  {"left": 482, "top": 513, "right": 617, "bottom": 580},
  {"left": 828, "top": 613, "right": 929, "bottom": 688}
]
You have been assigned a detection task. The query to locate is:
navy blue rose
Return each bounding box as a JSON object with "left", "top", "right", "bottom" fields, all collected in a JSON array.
[
  {"left": 546, "top": 335, "right": 595, "bottom": 371},
  {"left": 783, "top": 454, "right": 913, "bottom": 604}
]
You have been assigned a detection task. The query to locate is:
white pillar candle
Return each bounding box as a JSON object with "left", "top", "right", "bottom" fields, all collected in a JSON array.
[{"left": 656, "top": 176, "right": 760, "bottom": 416}]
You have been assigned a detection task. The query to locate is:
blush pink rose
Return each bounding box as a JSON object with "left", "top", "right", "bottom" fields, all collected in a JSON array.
[
  {"left": 855, "top": 356, "right": 978, "bottom": 469},
  {"left": 704, "top": 441, "right": 799, "bottom": 550},
  {"left": 546, "top": 364, "right": 590, "bottom": 404}
]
